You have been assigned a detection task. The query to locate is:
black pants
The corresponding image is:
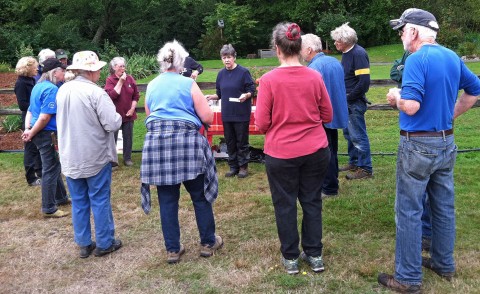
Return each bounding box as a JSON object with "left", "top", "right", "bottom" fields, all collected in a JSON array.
[
  {"left": 223, "top": 121, "right": 250, "bottom": 170},
  {"left": 322, "top": 128, "right": 339, "bottom": 195},
  {"left": 265, "top": 147, "right": 330, "bottom": 259},
  {"left": 114, "top": 121, "right": 134, "bottom": 162},
  {"left": 24, "top": 136, "right": 42, "bottom": 184}
]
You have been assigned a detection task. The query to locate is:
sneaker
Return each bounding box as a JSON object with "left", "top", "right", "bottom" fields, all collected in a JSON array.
[
  {"left": 167, "top": 244, "right": 185, "bottom": 264},
  {"left": 225, "top": 169, "right": 238, "bottom": 177},
  {"left": 321, "top": 192, "right": 338, "bottom": 199},
  {"left": 28, "top": 178, "right": 42, "bottom": 187},
  {"left": 281, "top": 257, "right": 299, "bottom": 275},
  {"left": 124, "top": 160, "right": 133, "bottom": 166},
  {"left": 339, "top": 163, "right": 356, "bottom": 172},
  {"left": 238, "top": 167, "right": 248, "bottom": 178},
  {"left": 421, "top": 237, "right": 431, "bottom": 252},
  {"left": 79, "top": 242, "right": 96, "bottom": 258},
  {"left": 43, "top": 209, "right": 70, "bottom": 218},
  {"left": 422, "top": 257, "right": 455, "bottom": 281},
  {"left": 378, "top": 273, "right": 421, "bottom": 294},
  {"left": 345, "top": 168, "right": 373, "bottom": 180},
  {"left": 200, "top": 235, "right": 223, "bottom": 257},
  {"left": 94, "top": 239, "right": 122, "bottom": 257},
  {"left": 300, "top": 252, "right": 325, "bottom": 272}
]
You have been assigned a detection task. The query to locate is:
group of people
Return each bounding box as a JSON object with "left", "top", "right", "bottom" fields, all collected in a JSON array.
[{"left": 12, "top": 8, "right": 480, "bottom": 292}]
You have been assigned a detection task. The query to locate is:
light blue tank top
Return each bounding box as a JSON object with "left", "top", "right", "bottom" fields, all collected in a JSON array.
[{"left": 145, "top": 72, "right": 202, "bottom": 128}]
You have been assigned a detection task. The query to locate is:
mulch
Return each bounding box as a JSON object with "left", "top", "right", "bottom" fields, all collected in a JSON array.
[{"left": 0, "top": 72, "right": 24, "bottom": 151}]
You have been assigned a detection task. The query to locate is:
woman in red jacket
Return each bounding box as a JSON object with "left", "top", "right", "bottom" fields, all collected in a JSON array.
[
  {"left": 255, "top": 22, "right": 333, "bottom": 275},
  {"left": 104, "top": 57, "right": 140, "bottom": 166}
]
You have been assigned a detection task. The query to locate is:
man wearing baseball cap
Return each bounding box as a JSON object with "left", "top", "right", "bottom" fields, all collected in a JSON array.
[
  {"left": 378, "top": 8, "right": 480, "bottom": 293},
  {"left": 56, "top": 51, "right": 123, "bottom": 258}
]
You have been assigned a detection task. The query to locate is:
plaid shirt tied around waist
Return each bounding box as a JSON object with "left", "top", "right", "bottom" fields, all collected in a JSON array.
[{"left": 140, "top": 120, "right": 218, "bottom": 214}]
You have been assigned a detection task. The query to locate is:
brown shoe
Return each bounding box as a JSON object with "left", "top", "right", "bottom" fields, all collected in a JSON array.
[
  {"left": 422, "top": 257, "right": 454, "bottom": 281},
  {"left": 339, "top": 163, "right": 356, "bottom": 172},
  {"left": 378, "top": 273, "right": 421, "bottom": 294},
  {"left": 225, "top": 169, "right": 238, "bottom": 177},
  {"left": 200, "top": 235, "right": 223, "bottom": 257},
  {"left": 167, "top": 244, "right": 185, "bottom": 264},
  {"left": 345, "top": 168, "right": 373, "bottom": 180},
  {"left": 238, "top": 167, "right": 248, "bottom": 178}
]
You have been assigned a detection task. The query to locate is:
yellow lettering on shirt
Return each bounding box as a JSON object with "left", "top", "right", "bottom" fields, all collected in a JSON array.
[{"left": 355, "top": 68, "right": 370, "bottom": 75}]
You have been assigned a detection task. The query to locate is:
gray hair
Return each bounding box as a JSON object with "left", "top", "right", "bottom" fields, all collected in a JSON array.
[
  {"left": 38, "top": 67, "right": 62, "bottom": 84},
  {"left": 38, "top": 49, "right": 56, "bottom": 65},
  {"left": 157, "top": 40, "right": 189, "bottom": 73},
  {"left": 330, "top": 23, "right": 358, "bottom": 45},
  {"left": 220, "top": 44, "right": 236, "bottom": 57},
  {"left": 405, "top": 23, "right": 437, "bottom": 40},
  {"left": 109, "top": 57, "right": 126, "bottom": 75},
  {"left": 302, "top": 34, "right": 323, "bottom": 52}
]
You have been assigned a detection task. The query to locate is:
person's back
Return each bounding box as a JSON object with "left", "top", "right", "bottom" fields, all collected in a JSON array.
[{"left": 57, "top": 76, "right": 121, "bottom": 178}]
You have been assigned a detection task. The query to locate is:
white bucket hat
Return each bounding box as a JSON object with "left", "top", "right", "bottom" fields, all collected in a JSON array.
[{"left": 67, "top": 51, "right": 107, "bottom": 71}]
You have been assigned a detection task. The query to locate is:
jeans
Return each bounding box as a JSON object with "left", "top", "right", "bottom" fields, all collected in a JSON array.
[
  {"left": 31, "top": 130, "right": 68, "bottom": 213},
  {"left": 24, "top": 140, "right": 42, "bottom": 184},
  {"left": 114, "top": 121, "right": 134, "bottom": 162},
  {"left": 343, "top": 100, "right": 372, "bottom": 172},
  {"left": 322, "top": 128, "right": 339, "bottom": 195},
  {"left": 66, "top": 163, "right": 116, "bottom": 250},
  {"left": 156, "top": 174, "right": 216, "bottom": 252},
  {"left": 394, "top": 135, "right": 457, "bottom": 285},
  {"left": 223, "top": 121, "right": 250, "bottom": 170},
  {"left": 422, "top": 193, "right": 432, "bottom": 239},
  {"left": 265, "top": 147, "right": 330, "bottom": 260}
]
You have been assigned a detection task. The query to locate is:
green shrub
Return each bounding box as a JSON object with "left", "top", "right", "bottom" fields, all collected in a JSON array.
[
  {"left": 2, "top": 115, "right": 22, "bottom": 133},
  {"left": 0, "top": 62, "right": 12, "bottom": 72},
  {"left": 15, "top": 43, "right": 35, "bottom": 60},
  {"left": 457, "top": 42, "right": 479, "bottom": 57}
]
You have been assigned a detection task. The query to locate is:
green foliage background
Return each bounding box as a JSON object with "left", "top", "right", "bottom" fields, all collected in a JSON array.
[{"left": 1, "top": 0, "right": 479, "bottom": 65}]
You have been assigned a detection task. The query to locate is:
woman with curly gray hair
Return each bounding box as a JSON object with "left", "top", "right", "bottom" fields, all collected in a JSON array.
[{"left": 141, "top": 40, "right": 223, "bottom": 264}]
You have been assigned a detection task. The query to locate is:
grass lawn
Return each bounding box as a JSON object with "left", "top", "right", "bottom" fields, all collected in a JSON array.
[{"left": 1, "top": 43, "right": 480, "bottom": 293}]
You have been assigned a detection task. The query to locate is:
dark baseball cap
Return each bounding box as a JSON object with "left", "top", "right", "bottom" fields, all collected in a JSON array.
[
  {"left": 42, "top": 58, "right": 67, "bottom": 72},
  {"left": 389, "top": 8, "right": 439, "bottom": 32},
  {"left": 55, "top": 49, "right": 68, "bottom": 59}
]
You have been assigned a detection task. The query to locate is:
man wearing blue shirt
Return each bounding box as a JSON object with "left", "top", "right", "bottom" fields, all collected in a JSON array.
[
  {"left": 378, "top": 8, "right": 480, "bottom": 293},
  {"left": 301, "top": 34, "right": 348, "bottom": 197}
]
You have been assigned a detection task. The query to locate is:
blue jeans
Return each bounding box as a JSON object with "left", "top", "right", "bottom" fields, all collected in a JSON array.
[
  {"left": 343, "top": 100, "right": 372, "bottom": 172},
  {"left": 265, "top": 148, "right": 330, "bottom": 259},
  {"left": 422, "top": 193, "right": 432, "bottom": 239},
  {"left": 394, "top": 135, "right": 457, "bottom": 285},
  {"left": 66, "top": 163, "right": 116, "bottom": 250},
  {"left": 156, "top": 174, "right": 216, "bottom": 252},
  {"left": 31, "top": 131, "right": 68, "bottom": 213}
]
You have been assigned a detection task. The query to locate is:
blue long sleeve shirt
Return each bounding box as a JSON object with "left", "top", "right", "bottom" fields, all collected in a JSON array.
[{"left": 341, "top": 44, "right": 371, "bottom": 103}]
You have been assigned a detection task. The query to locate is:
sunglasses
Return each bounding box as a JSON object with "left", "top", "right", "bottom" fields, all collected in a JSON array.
[{"left": 399, "top": 27, "right": 415, "bottom": 36}]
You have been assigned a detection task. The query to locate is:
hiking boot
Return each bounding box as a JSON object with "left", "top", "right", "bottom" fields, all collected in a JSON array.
[
  {"left": 421, "top": 237, "right": 431, "bottom": 252},
  {"left": 281, "top": 257, "right": 299, "bottom": 275},
  {"left": 79, "top": 242, "right": 96, "bottom": 258},
  {"left": 346, "top": 168, "right": 373, "bottom": 180},
  {"left": 339, "top": 163, "right": 356, "bottom": 172},
  {"left": 238, "top": 167, "right": 248, "bottom": 178},
  {"left": 28, "top": 178, "right": 42, "bottom": 187},
  {"left": 43, "top": 209, "right": 70, "bottom": 218},
  {"left": 300, "top": 252, "right": 325, "bottom": 272},
  {"left": 321, "top": 192, "right": 338, "bottom": 199},
  {"left": 225, "top": 169, "right": 238, "bottom": 177},
  {"left": 378, "top": 273, "right": 421, "bottom": 294},
  {"left": 124, "top": 160, "right": 133, "bottom": 166},
  {"left": 167, "top": 244, "right": 185, "bottom": 264},
  {"left": 94, "top": 239, "right": 122, "bottom": 257},
  {"left": 422, "top": 257, "right": 455, "bottom": 281},
  {"left": 200, "top": 235, "right": 223, "bottom": 257}
]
